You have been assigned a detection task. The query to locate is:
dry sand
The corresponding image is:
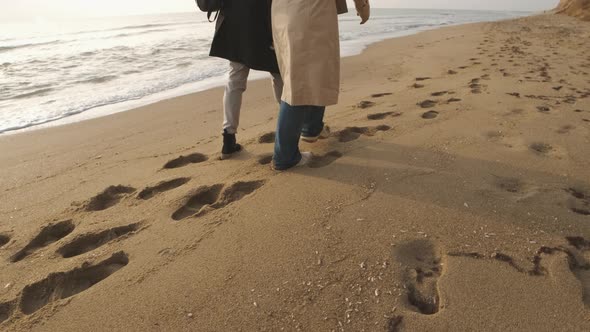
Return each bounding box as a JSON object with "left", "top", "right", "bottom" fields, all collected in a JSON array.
[{"left": 1, "top": 13, "right": 590, "bottom": 332}]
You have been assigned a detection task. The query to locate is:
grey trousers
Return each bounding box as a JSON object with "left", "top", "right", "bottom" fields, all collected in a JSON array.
[{"left": 223, "top": 61, "right": 283, "bottom": 134}]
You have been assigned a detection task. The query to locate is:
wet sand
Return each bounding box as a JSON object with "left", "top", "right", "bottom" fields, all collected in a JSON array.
[{"left": 1, "top": 13, "right": 590, "bottom": 331}]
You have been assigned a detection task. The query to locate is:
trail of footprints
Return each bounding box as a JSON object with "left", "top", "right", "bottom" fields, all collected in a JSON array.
[
  {"left": 390, "top": 235, "right": 590, "bottom": 330},
  {"left": 0, "top": 252, "right": 129, "bottom": 322},
  {"left": 1, "top": 216, "right": 136, "bottom": 324}
]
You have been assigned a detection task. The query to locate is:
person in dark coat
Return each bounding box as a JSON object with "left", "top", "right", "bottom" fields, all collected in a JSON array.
[{"left": 209, "top": 0, "right": 283, "bottom": 159}]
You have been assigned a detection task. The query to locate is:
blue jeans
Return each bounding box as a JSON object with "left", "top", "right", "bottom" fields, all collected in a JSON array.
[{"left": 273, "top": 102, "right": 325, "bottom": 170}]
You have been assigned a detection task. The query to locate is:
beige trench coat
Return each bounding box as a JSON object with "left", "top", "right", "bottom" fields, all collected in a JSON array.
[{"left": 272, "top": 0, "right": 344, "bottom": 106}]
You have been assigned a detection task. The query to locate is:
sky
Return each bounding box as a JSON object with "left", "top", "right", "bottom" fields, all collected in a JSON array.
[{"left": 0, "top": 0, "right": 560, "bottom": 21}]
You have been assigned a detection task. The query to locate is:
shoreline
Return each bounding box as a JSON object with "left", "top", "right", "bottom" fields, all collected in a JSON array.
[{"left": 1, "top": 13, "right": 528, "bottom": 137}]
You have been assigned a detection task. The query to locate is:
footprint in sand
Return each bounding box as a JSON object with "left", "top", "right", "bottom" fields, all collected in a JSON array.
[
  {"left": 308, "top": 151, "right": 343, "bottom": 169},
  {"left": 393, "top": 240, "right": 444, "bottom": 315},
  {"left": 431, "top": 91, "right": 448, "bottom": 97},
  {"left": 172, "top": 181, "right": 266, "bottom": 221},
  {"left": 19, "top": 252, "right": 129, "bottom": 315},
  {"left": 529, "top": 142, "right": 553, "bottom": 155},
  {"left": 417, "top": 100, "right": 437, "bottom": 108},
  {"left": 565, "top": 187, "right": 590, "bottom": 216},
  {"left": 57, "top": 223, "right": 140, "bottom": 259},
  {"left": 0, "top": 300, "right": 16, "bottom": 324},
  {"left": 367, "top": 111, "right": 402, "bottom": 120},
  {"left": 447, "top": 97, "right": 462, "bottom": 103},
  {"left": 387, "top": 315, "right": 404, "bottom": 332},
  {"left": 556, "top": 125, "right": 575, "bottom": 134},
  {"left": 469, "top": 78, "right": 483, "bottom": 94},
  {"left": 371, "top": 93, "right": 393, "bottom": 98},
  {"left": 412, "top": 83, "right": 425, "bottom": 89},
  {"left": 257, "top": 154, "right": 273, "bottom": 166},
  {"left": 491, "top": 175, "right": 539, "bottom": 201},
  {"left": 447, "top": 70, "right": 458, "bottom": 75},
  {"left": 356, "top": 101, "right": 376, "bottom": 109},
  {"left": 171, "top": 184, "right": 224, "bottom": 221},
  {"left": 421, "top": 111, "right": 439, "bottom": 119},
  {"left": 565, "top": 237, "right": 590, "bottom": 306},
  {"left": 163, "top": 153, "right": 208, "bottom": 169},
  {"left": 137, "top": 178, "right": 190, "bottom": 200},
  {"left": 537, "top": 105, "right": 551, "bottom": 113},
  {"left": 258, "top": 132, "right": 276, "bottom": 144},
  {"left": 415, "top": 77, "right": 431, "bottom": 81},
  {"left": 334, "top": 125, "right": 391, "bottom": 143},
  {"left": 83, "top": 185, "right": 136, "bottom": 212},
  {"left": 0, "top": 234, "right": 10, "bottom": 248},
  {"left": 494, "top": 176, "right": 526, "bottom": 194},
  {"left": 10, "top": 220, "right": 75, "bottom": 263}
]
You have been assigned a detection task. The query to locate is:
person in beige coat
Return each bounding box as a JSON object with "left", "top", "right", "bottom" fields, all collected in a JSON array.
[{"left": 271, "top": 0, "right": 370, "bottom": 170}]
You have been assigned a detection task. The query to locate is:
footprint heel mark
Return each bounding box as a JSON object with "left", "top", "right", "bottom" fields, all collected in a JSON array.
[
  {"left": 565, "top": 187, "right": 590, "bottom": 216},
  {"left": 0, "top": 300, "right": 16, "bottom": 324},
  {"left": 20, "top": 251, "right": 129, "bottom": 315},
  {"left": 137, "top": 177, "right": 191, "bottom": 200},
  {"left": 212, "top": 180, "right": 266, "bottom": 209},
  {"left": 258, "top": 132, "right": 276, "bottom": 144},
  {"left": 10, "top": 220, "right": 75, "bottom": 263},
  {"left": 57, "top": 223, "right": 141, "bottom": 258},
  {"left": 309, "top": 151, "right": 343, "bottom": 169},
  {"left": 172, "top": 184, "right": 224, "bottom": 221},
  {"left": 84, "top": 185, "right": 136, "bottom": 211},
  {"left": 0, "top": 234, "right": 9, "bottom": 248},
  {"left": 163, "top": 153, "right": 208, "bottom": 169},
  {"left": 393, "top": 240, "right": 443, "bottom": 315}
]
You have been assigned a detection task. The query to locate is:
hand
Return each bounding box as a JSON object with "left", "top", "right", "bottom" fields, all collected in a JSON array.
[{"left": 354, "top": 0, "right": 370, "bottom": 24}]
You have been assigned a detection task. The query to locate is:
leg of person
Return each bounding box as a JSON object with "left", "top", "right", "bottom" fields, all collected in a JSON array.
[
  {"left": 222, "top": 61, "right": 250, "bottom": 158},
  {"left": 270, "top": 72, "right": 284, "bottom": 104},
  {"left": 273, "top": 102, "right": 313, "bottom": 170},
  {"left": 301, "top": 106, "right": 327, "bottom": 143}
]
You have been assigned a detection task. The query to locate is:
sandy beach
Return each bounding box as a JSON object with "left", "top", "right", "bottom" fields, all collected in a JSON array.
[{"left": 1, "top": 9, "right": 590, "bottom": 332}]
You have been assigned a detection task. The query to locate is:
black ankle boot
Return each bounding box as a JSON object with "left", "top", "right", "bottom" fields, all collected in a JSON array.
[{"left": 222, "top": 130, "right": 242, "bottom": 159}]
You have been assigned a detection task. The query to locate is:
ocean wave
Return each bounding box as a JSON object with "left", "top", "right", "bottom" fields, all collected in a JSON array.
[
  {"left": 76, "top": 75, "right": 118, "bottom": 85},
  {"left": 12, "top": 88, "right": 54, "bottom": 100},
  {"left": 113, "top": 28, "right": 171, "bottom": 38},
  {"left": 0, "top": 40, "right": 61, "bottom": 53}
]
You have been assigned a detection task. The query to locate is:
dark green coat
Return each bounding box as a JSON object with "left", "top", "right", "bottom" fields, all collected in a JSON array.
[{"left": 209, "top": 0, "right": 279, "bottom": 73}]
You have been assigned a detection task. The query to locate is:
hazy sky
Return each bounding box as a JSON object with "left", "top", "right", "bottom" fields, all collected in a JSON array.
[{"left": 0, "top": 0, "right": 560, "bottom": 21}]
